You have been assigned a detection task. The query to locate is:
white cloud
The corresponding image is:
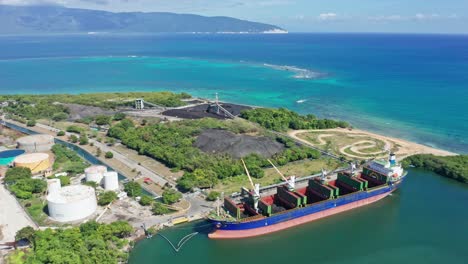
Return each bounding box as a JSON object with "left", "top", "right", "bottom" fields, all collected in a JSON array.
[
  {"left": 317, "top": 12, "right": 337, "bottom": 21},
  {"left": 368, "top": 13, "right": 460, "bottom": 22},
  {"left": 368, "top": 15, "right": 404, "bottom": 21},
  {"left": 414, "top": 13, "right": 440, "bottom": 20}
]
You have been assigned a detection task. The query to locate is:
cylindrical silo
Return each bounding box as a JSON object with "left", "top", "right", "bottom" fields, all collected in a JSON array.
[
  {"left": 16, "top": 134, "right": 55, "bottom": 153},
  {"left": 103, "top": 171, "right": 119, "bottom": 191},
  {"left": 47, "top": 179, "right": 61, "bottom": 194},
  {"left": 85, "top": 165, "right": 107, "bottom": 183},
  {"left": 47, "top": 185, "right": 97, "bottom": 222},
  {"left": 14, "top": 153, "right": 51, "bottom": 174}
]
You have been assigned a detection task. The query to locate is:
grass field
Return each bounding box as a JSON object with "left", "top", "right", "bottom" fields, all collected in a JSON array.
[{"left": 21, "top": 195, "right": 50, "bottom": 226}]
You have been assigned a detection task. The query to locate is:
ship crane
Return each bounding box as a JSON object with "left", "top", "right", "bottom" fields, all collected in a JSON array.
[
  {"left": 241, "top": 159, "right": 260, "bottom": 213},
  {"left": 320, "top": 168, "right": 328, "bottom": 184},
  {"left": 350, "top": 162, "right": 357, "bottom": 176},
  {"left": 267, "top": 159, "right": 295, "bottom": 191}
]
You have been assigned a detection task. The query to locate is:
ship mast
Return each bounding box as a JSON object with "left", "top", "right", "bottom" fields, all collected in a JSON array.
[
  {"left": 241, "top": 159, "right": 260, "bottom": 212},
  {"left": 267, "top": 159, "right": 295, "bottom": 191}
]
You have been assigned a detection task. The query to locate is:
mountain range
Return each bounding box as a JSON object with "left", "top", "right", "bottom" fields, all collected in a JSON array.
[{"left": 0, "top": 5, "right": 287, "bottom": 35}]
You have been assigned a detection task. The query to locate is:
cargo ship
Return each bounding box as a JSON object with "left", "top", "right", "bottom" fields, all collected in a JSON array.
[{"left": 208, "top": 153, "right": 406, "bottom": 239}]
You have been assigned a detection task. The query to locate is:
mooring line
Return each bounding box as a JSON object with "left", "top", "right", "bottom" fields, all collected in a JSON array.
[{"left": 158, "top": 232, "right": 199, "bottom": 253}]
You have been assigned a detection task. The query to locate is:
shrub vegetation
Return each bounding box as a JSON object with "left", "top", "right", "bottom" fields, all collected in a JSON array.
[
  {"left": 402, "top": 154, "right": 468, "bottom": 183},
  {"left": 240, "top": 108, "right": 348, "bottom": 132},
  {"left": 11, "top": 221, "right": 133, "bottom": 263}
]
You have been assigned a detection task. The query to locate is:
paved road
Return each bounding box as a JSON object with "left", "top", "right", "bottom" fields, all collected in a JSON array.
[
  {"left": 0, "top": 184, "right": 36, "bottom": 244},
  {"left": 128, "top": 194, "right": 213, "bottom": 230}
]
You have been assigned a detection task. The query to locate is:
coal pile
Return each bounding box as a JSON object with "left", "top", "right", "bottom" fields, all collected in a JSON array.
[
  {"left": 163, "top": 103, "right": 252, "bottom": 120},
  {"left": 64, "top": 103, "right": 116, "bottom": 121},
  {"left": 195, "top": 129, "right": 284, "bottom": 158}
]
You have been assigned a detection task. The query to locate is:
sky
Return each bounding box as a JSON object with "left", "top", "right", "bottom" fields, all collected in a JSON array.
[{"left": 0, "top": 0, "right": 467, "bottom": 33}]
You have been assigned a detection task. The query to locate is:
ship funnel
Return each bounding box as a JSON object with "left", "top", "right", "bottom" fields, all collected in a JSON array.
[{"left": 389, "top": 153, "right": 396, "bottom": 166}]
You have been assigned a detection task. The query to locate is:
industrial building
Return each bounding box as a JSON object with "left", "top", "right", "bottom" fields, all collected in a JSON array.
[
  {"left": 46, "top": 183, "right": 97, "bottom": 222},
  {"left": 85, "top": 165, "right": 107, "bottom": 183},
  {"left": 16, "top": 134, "right": 55, "bottom": 153},
  {"left": 13, "top": 153, "right": 51, "bottom": 174}
]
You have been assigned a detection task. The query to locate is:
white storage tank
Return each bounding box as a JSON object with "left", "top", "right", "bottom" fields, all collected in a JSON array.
[
  {"left": 47, "top": 179, "right": 61, "bottom": 194},
  {"left": 85, "top": 165, "right": 107, "bottom": 183},
  {"left": 47, "top": 185, "right": 97, "bottom": 222},
  {"left": 16, "top": 134, "right": 55, "bottom": 153},
  {"left": 103, "top": 171, "right": 119, "bottom": 191}
]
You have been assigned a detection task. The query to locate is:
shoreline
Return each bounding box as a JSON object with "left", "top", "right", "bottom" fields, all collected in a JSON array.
[
  {"left": 190, "top": 96, "right": 460, "bottom": 156},
  {"left": 289, "top": 128, "right": 457, "bottom": 160}
]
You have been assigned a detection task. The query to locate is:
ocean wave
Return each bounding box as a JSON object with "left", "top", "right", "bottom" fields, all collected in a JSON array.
[{"left": 263, "top": 63, "right": 326, "bottom": 79}]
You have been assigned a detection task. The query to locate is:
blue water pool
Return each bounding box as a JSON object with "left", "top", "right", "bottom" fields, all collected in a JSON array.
[{"left": 0, "top": 149, "right": 26, "bottom": 166}]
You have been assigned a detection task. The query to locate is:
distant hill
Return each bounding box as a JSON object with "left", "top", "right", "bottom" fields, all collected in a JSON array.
[{"left": 0, "top": 5, "right": 287, "bottom": 35}]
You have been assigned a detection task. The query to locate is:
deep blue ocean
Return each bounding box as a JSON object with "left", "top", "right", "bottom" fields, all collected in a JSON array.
[{"left": 0, "top": 33, "right": 467, "bottom": 153}]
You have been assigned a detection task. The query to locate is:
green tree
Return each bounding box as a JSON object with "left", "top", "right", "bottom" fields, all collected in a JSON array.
[
  {"left": 109, "top": 221, "right": 133, "bottom": 238},
  {"left": 58, "top": 176, "right": 71, "bottom": 186},
  {"left": 113, "top": 113, "right": 126, "bottom": 121},
  {"left": 139, "top": 195, "right": 153, "bottom": 206},
  {"left": 79, "top": 134, "right": 89, "bottom": 145},
  {"left": 4, "top": 167, "right": 32, "bottom": 184},
  {"left": 57, "top": 131, "right": 65, "bottom": 136},
  {"left": 95, "top": 115, "right": 111, "bottom": 126},
  {"left": 124, "top": 182, "right": 142, "bottom": 197},
  {"left": 162, "top": 189, "right": 182, "bottom": 205},
  {"left": 105, "top": 151, "right": 114, "bottom": 159},
  {"left": 152, "top": 202, "right": 171, "bottom": 215},
  {"left": 15, "top": 226, "right": 35, "bottom": 243},
  {"left": 98, "top": 191, "right": 118, "bottom": 206},
  {"left": 69, "top": 134, "right": 78, "bottom": 143},
  {"left": 26, "top": 120, "right": 36, "bottom": 127},
  {"left": 52, "top": 112, "right": 68, "bottom": 121},
  {"left": 66, "top": 125, "right": 83, "bottom": 134},
  {"left": 206, "top": 191, "right": 220, "bottom": 201}
]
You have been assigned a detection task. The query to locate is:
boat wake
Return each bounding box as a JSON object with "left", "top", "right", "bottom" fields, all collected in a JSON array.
[{"left": 263, "top": 64, "right": 326, "bottom": 79}]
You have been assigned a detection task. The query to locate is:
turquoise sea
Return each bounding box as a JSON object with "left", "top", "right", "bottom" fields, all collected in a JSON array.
[
  {"left": 0, "top": 33, "right": 467, "bottom": 264},
  {"left": 0, "top": 33, "right": 467, "bottom": 153}
]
